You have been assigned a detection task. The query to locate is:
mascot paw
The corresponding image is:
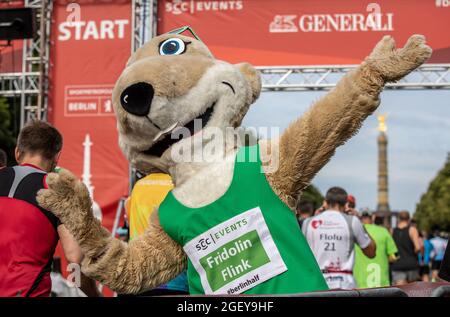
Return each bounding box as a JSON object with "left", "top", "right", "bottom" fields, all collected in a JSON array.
[
  {"left": 367, "top": 34, "right": 432, "bottom": 82},
  {"left": 37, "top": 169, "right": 93, "bottom": 226}
]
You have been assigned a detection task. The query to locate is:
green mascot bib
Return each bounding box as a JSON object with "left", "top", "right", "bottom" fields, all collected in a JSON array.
[{"left": 159, "top": 144, "right": 328, "bottom": 295}]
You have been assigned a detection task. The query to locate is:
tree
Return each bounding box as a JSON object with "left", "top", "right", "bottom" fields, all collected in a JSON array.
[
  {"left": 0, "top": 97, "right": 16, "bottom": 166},
  {"left": 415, "top": 154, "right": 450, "bottom": 232},
  {"left": 299, "top": 184, "right": 324, "bottom": 210}
]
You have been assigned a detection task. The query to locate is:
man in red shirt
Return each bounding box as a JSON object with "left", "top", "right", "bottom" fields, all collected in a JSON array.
[{"left": 0, "top": 121, "right": 98, "bottom": 297}]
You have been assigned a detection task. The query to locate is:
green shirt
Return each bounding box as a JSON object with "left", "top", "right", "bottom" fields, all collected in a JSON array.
[
  {"left": 159, "top": 144, "right": 328, "bottom": 295},
  {"left": 354, "top": 224, "right": 398, "bottom": 288}
]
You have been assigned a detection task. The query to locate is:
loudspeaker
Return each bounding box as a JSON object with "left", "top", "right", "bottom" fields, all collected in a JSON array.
[{"left": 0, "top": 8, "right": 36, "bottom": 40}]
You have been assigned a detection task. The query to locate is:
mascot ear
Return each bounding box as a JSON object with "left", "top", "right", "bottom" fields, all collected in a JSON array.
[{"left": 235, "top": 63, "right": 262, "bottom": 103}]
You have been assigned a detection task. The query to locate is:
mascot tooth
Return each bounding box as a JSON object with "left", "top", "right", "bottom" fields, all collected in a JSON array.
[{"left": 37, "top": 30, "right": 432, "bottom": 295}]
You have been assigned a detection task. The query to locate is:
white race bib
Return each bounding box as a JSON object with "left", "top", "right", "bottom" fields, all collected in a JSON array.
[{"left": 183, "top": 207, "right": 287, "bottom": 295}]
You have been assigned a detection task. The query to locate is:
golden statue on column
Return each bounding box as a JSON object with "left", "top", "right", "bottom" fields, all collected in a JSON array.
[{"left": 377, "top": 114, "right": 390, "bottom": 217}]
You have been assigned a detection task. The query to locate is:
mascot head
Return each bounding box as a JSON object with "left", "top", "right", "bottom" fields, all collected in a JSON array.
[{"left": 112, "top": 26, "right": 262, "bottom": 173}]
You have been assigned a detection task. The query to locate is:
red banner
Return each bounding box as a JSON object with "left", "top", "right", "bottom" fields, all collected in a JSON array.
[
  {"left": 0, "top": 42, "right": 22, "bottom": 73},
  {"left": 48, "top": 0, "right": 131, "bottom": 233},
  {"left": 0, "top": 1, "right": 24, "bottom": 73},
  {"left": 157, "top": 0, "right": 450, "bottom": 66}
]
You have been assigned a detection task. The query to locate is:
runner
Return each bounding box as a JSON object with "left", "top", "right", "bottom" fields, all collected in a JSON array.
[
  {"left": 296, "top": 199, "right": 314, "bottom": 229},
  {"left": 438, "top": 240, "right": 450, "bottom": 282},
  {"left": 345, "top": 195, "right": 358, "bottom": 216},
  {"left": 391, "top": 211, "right": 421, "bottom": 285},
  {"left": 124, "top": 173, "right": 189, "bottom": 296},
  {"left": 430, "top": 232, "right": 449, "bottom": 282},
  {"left": 0, "top": 121, "right": 99, "bottom": 297},
  {"left": 354, "top": 212, "right": 398, "bottom": 288},
  {"left": 418, "top": 230, "right": 433, "bottom": 282},
  {"left": 302, "top": 187, "right": 376, "bottom": 289}
]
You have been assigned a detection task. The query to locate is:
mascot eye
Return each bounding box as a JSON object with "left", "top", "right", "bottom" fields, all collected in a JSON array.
[{"left": 159, "top": 38, "right": 186, "bottom": 56}]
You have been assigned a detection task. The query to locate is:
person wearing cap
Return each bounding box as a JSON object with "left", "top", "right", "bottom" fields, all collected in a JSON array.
[
  {"left": 345, "top": 195, "right": 358, "bottom": 216},
  {"left": 353, "top": 212, "right": 398, "bottom": 288}
]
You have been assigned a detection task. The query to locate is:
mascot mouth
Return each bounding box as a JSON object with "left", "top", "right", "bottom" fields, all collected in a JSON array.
[{"left": 143, "top": 102, "right": 216, "bottom": 157}]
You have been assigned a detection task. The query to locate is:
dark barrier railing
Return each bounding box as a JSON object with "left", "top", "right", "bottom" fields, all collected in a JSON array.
[
  {"left": 431, "top": 285, "right": 450, "bottom": 297},
  {"left": 177, "top": 282, "right": 450, "bottom": 297},
  {"left": 356, "top": 287, "right": 408, "bottom": 297},
  {"left": 394, "top": 282, "right": 450, "bottom": 297},
  {"left": 293, "top": 282, "right": 450, "bottom": 297},
  {"left": 290, "top": 287, "right": 407, "bottom": 297}
]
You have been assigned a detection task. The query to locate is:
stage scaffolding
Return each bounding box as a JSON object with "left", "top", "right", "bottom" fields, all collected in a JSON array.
[
  {"left": 0, "top": 0, "right": 52, "bottom": 128},
  {"left": 257, "top": 64, "right": 450, "bottom": 92},
  {"left": 0, "top": 0, "right": 449, "bottom": 128}
]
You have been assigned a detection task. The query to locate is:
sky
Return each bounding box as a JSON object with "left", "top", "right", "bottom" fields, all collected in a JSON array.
[{"left": 242, "top": 89, "right": 450, "bottom": 213}]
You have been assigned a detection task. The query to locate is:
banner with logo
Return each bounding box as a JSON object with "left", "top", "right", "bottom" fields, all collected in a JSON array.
[
  {"left": 48, "top": 0, "right": 131, "bottom": 234},
  {"left": 0, "top": 1, "right": 24, "bottom": 73},
  {"left": 184, "top": 207, "right": 286, "bottom": 294},
  {"left": 157, "top": 0, "right": 450, "bottom": 66}
]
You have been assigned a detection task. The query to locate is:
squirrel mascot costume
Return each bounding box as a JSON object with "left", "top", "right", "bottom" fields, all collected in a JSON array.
[{"left": 37, "top": 27, "right": 431, "bottom": 295}]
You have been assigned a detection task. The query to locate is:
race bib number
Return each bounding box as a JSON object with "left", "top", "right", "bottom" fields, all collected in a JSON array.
[{"left": 183, "top": 207, "right": 287, "bottom": 295}]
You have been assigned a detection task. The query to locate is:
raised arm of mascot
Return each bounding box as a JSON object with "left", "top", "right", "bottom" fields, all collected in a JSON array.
[
  {"left": 37, "top": 34, "right": 431, "bottom": 295},
  {"left": 263, "top": 35, "right": 432, "bottom": 208}
]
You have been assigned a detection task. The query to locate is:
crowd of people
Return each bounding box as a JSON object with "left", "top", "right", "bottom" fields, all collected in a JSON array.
[
  {"left": 0, "top": 121, "right": 450, "bottom": 296},
  {"left": 296, "top": 187, "right": 450, "bottom": 289}
]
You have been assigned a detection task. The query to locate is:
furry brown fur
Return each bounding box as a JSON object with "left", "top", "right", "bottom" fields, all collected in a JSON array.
[
  {"left": 38, "top": 34, "right": 431, "bottom": 294},
  {"left": 263, "top": 68, "right": 382, "bottom": 209},
  {"left": 38, "top": 169, "right": 186, "bottom": 293},
  {"left": 112, "top": 35, "right": 261, "bottom": 175},
  {"left": 263, "top": 35, "right": 432, "bottom": 209}
]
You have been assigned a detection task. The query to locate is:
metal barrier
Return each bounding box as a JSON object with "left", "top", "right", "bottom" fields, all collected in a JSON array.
[
  {"left": 291, "top": 287, "right": 407, "bottom": 297},
  {"left": 157, "top": 282, "right": 450, "bottom": 297},
  {"left": 357, "top": 287, "right": 408, "bottom": 297},
  {"left": 395, "top": 282, "right": 450, "bottom": 297},
  {"left": 294, "top": 282, "right": 450, "bottom": 297},
  {"left": 431, "top": 285, "right": 450, "bottom": 297},
  {"left": 177, "top": 282, "right": 450, "bottom": 297}
]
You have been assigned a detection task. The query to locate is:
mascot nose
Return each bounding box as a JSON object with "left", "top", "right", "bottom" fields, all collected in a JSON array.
[{"left": 120, "top": 82, "right": 154, "bottom": 116}]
